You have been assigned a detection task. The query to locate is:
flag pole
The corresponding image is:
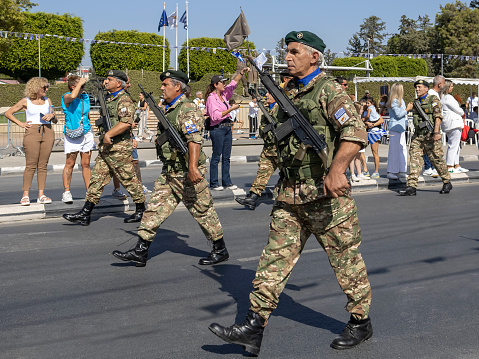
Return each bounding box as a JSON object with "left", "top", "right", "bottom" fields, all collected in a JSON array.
[
  {"left": 163, "top": 2, "right": 166, "bottom": 72},
  {"left": 186, "top": 0, "right": 189, "bottom": 78},
  {"left": 175, "top": 2, "right": 178, "bottom": 70}
]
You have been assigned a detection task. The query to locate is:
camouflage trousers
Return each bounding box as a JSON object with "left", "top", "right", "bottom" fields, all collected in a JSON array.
[
  {"left": 85, "top": 143, "right": 145, "bottom": 205},
  {"left": 250, "top": 148, "right": 278, "bottom": 196},
  {"left": 407, "top": 134, "right": 451, "bottom": 188},
  {"left": 249, "top": 196, "right": 371, "bottom": 322},
  {"left": 138, "top": 166, "right": 223, "bottom": 242}
]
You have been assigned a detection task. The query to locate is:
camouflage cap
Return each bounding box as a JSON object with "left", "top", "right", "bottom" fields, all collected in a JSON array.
[
  {"left": 106, "top": 70, "right": 128, "bottom": 82},
  {"left": 160, "top": 70, "right": 189, "bottom": 85},
  {"left": 285, "top": 31, "right": 326, "bottom": 53},
  {"left": 414, "top": 79, "right": 430, "bottom": 88}
]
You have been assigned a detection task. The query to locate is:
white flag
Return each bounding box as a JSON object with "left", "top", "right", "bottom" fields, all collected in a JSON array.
[
  {"left": 254, "top": 53, "right": 268, "bottom": 71},
  {"left": 168, "top": 11, "right": 178, "bottom": 29}
]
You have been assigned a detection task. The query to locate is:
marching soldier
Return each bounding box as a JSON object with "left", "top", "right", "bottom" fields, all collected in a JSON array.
[
  {"left": 398, "top": 80, "right": 452, "bottom": 196},
  {"left": 63, "top": 70, "right": 146, "bottom": 226},
  {"left": 209, "top": 31, "right": 372, "bottom": 355},
  {"left": 111, "top": 70, "right": 228, "bottom": 267},
  {"left": 236, "top": 91, "right": 278, "bottom": 209}
]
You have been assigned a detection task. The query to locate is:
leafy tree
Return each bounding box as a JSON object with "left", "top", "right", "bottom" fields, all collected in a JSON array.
[
  {"left": 90, "top": 30, "right": 170, "bottom": 77},
  {"left": 331, "top": 56, "right": 427, "bottom": 78},
  {"left": 275, "top": 38, "right": 287, "bottom": 64},
  {"left": 323, "top": 49, "right": 337, "bottom": 66},
  {"left": 0, "top": 12, "right": 84, "bottom": 82},
  {"left": 0, "top": 0, "right": 37, "bottom": 53},
  {"left": 348, "top": 16, "right": 387, "bottom": 55},
  {"left": 178, "top": 37, "right": 254, "bottom": 81},
  {"left": 470, "top": 0, "right": 479, "bottom": 8}
]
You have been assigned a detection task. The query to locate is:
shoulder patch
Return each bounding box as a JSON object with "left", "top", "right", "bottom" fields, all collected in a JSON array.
[
  {"left": 184, "top": 120, "right": 198, "bottom": 134},
  {"left": 334, "top": 107, "right": 350, "bottom": 125}
]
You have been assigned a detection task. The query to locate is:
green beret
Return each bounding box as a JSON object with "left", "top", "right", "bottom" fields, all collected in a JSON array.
[
  {"left": 106, "top": 70, "right": 128, "bottom": 82},
  {"left": 160, "top": 70, "right": 189, "bottom": 85},
  {"left": 285, "top": 31, "right": 326, "bottom": 53},
  {"left": 414, "top": 79, "right": 430, "bottom": 88}
]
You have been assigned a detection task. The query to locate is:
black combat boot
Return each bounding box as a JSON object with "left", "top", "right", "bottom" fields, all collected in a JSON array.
[
  {"left": 198, "top": 237, "right": 229, "bottom": 265},
  {"left": 330, "top": 316, "right": 373, "bottom": 350},
  {"left": 63, "top": 201, "right": 95, "bottom": 226},
  {"left": 439, "top": 182, "right": 452, "bottom": 194},
  {"left": 209, "top": 310, "right": 266, "bottom": 356},
  {"left": 398, "top": 186, "right": 416, "bottom": 196},
  {"left": 124, "top": 202, "right": 146, "bottom": 223},
  {"left": 235, "top": 192, "right": 260, "bottom": 210},
  {"left": 111, "top": 237, "right": 151, "bottom": 267}
]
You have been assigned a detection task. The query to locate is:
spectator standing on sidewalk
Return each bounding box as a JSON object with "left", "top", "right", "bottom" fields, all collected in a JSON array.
[
  {"left": 60, "top": 75, "right": 95, "bottom": 204},
  {"left": 363, "top": 99, "right": 385, "bottom": 178},
  {"left": 5, "top": 77, "right": 57, "bottom": 206},
  {"left": 136, "top": 92, "right": 154, "bottom": 142},
  {"left": 248, "top": 96, "right": 259, "bottom": 139},
  {"left": 386, "top": 83, "right": 408, "bottom": 180}
]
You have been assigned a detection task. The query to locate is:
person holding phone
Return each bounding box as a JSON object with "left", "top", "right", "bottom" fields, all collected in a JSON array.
[{"left": 5, "top": 77, "right": 56, "bottom": 205}]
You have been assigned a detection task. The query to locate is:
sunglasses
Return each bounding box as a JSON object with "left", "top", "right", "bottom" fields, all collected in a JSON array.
[{"left": 42, "top": 85, "right": 49, "bottom": 90}]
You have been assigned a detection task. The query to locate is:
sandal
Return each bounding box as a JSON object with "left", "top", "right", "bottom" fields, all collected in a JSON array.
[
  {"left": 20, "top": 196, "right": 30, "bottom": 206},
  {"left": 37, "top": 195, "right": 52, "bottom": 204}
]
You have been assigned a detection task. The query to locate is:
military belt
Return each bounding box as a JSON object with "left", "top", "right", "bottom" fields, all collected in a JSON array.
[{"left": 281, "top": 165, "right": 324, "bottom": 181}]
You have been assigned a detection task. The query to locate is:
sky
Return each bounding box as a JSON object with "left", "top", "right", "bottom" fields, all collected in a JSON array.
[{"left": 30, "top": 0, "right": 453, "bottom": 68}]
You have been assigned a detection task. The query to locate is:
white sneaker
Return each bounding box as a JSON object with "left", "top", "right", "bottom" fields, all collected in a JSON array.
[
  {"left": 225, "top": 184, "right": 238, "bottom": 190},
  {"left": 423, "top": 168, "right": 434, "bottom": 176},
  {"left": 387, "top": 172, "right": 399, "bottom": 180},
  {"left": 457, "top": 167, "right": 469, "bottom": 173},
  {"left": 431, "top": 169, "right": 439, "bottom": 177},
  {"left": 232, "top": 138, "right": 238, "bottom": 141},
  {"left": 357, "top": 173, "right": 370, "bottom": 180},
  {"left": 211, "top": 186, "right": 224, "bottom": 191},
  {"left": 62, "top": 191, "right": 73, "bottom": 204},
  {"left": 237, "top": 130, "right": 244, "bottom": 134},
  {"left": 142, "top": 185, "right": 152, "bottom": 194},
  {"left": 112, "top": 189, "right": 127, "bottom": 200},
  {"left": 351, "top": 174, "right": 360, "bottom": 182}
]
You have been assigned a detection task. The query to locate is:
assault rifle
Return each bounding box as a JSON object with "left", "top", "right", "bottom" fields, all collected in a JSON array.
[
  {"left": 138, "top": 84, "right": 188, "bottom": 156},
  {"left": 94, "top": 78, "right": 112, "bottom": 134},
  {"left": 250, "top": 91, "right": 276, "bottom": 135},
  {"left": 247, "top": 57, "right": 329, "bottom": 168},
  {"left": 413, "top": 99, "right": 434, "bottom": 133}
]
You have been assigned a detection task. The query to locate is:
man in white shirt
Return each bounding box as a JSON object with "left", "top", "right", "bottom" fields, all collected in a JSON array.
[
  {"left": 248, "top": 97, "right": 259, "bottom": 139},
  {"left": 428, "top": 75, "right": 445, "bottom": 100},
  {"left": 193, "top": 91, "right": 206, "bottom": 115},
  {"left": 466, "top": 92, "right": 478, "bottom": 113}
]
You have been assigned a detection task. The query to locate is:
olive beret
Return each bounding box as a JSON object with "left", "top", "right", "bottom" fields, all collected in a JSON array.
[
  {"left": 414, "top": 79, "right": 430, "bottom": 88},
  {"left": 285, "top": 31, "right": 326, "bottom": 53},
  {"left": 106, "top": 70, "right": 128, "bottom": 82},
  {"left": 160, "top": 70, "right": 189, "bottom": 85}
]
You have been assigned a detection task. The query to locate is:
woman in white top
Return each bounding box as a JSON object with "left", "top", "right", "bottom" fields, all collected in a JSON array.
[
  {"left": 440, "top": 80, "right": 468, "bottom": 173},
  {"left": 136, "top": 92, "right": 153, "bottom": 141},
  {"left": 5, "top": 77, "right": 57, "bottom": 205}
]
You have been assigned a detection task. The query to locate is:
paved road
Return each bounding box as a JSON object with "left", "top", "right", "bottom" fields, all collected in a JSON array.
[{"left": 1, "top": 182, "right": 478, "bottom": 358}]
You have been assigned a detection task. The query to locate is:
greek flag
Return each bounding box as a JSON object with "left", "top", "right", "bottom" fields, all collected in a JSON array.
[
  {"left": 231, "top": 51, "right": 245, "bottom": 63},
  {"left": 180, "top": 11, "right": 187, "bottom": 30},
  {"left": 367, "top": 127, "right": 388, "bottom": 145},
  {"left": 158, "top": 10, "right": 168, "bottom": 31}
]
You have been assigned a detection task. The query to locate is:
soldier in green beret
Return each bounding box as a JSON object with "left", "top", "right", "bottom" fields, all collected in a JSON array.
[
  {"left": 111, "top": 70, "right": 228, "bottom": 267},
  {"left": 63, "top": 70, "right": 146, "bottom": 226},
  {"left": 398, "top": 79, "right": 452, "bottom": 195},
  {"left": 209, "top": 31, "right": 372, "bottom": 355}
]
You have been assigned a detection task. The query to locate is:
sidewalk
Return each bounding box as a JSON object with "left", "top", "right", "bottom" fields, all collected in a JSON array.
[{"left": 1, "top": 137, "right": 479, "bottom": 223}]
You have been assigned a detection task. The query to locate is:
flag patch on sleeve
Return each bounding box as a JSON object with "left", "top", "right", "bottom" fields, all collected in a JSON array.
[
  {"left": 185, "top": 120, "right": 198, "bottom": 134},
  {"left": 334, "top": 107, "right": 349, "bottom": 125}
]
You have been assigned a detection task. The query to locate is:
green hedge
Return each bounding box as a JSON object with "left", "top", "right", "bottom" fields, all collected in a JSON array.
[
  {"left": 90, "top": 30, "right": 170, "bottom": 77},
  {"left": 0, "top": 12, "right": 84, "bottom": 82},
  {"left": 332, "top": 56, "right": 428, "bottom": 78},
  {"left": 178, "top": 37, "right": 255, "bottom": 81}
]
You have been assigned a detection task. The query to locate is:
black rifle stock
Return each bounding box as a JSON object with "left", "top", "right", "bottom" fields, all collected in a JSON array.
[
  {"left": 138, "top": 84, "right": 188, "bottom": 156},
  {"left": 413, "top": 99, "right": 434, "bottom": 133},
  {"left": 94, "top": 78, "right": 112, "bottom": 133},
  {"left": 247, "top": 57, "right": 329, "bottom": 168}
]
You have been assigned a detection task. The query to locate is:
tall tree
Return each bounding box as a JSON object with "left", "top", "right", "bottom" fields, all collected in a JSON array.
[
  {"left": 348, "top": 16, "right": 387, "bottom": 55},
  {"left": 0, "top": 0, "right": 37, "bottom": 54},
  {"left": 323, "top": 49, "right": 337, "bottom": 66},
  {"left": 275, "top": 38, "right": 287, "bottom": 64}
]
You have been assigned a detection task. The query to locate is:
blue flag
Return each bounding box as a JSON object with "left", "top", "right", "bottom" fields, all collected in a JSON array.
[
  {"left": 231, "top": 51, "right": 245, "bottom": 63},
  {"left": 158, "top": 10, "right": 168, "bottom": 31},
  {"left": 180, "top": 11, "right": 187, "bottom": 30}
]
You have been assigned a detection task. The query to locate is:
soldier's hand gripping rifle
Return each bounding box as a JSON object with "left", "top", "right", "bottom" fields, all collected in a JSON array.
[
  {"left": 247, "top": 57, "right": 329, "bottom": 168},
  {"left": 138, "top": 84, "right": 188, "bottom": 156},
  {"left": 94, "top": 78, "right": 112, "bottom": 133},
  {"left": 412, "top": 99, "right": 434, "bottom": 133}
]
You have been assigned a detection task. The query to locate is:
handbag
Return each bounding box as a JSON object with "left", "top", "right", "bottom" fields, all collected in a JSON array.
[
  {"left": 460, "top": 125, "right": 470, "bottom": 142},
  {"left": 65, "top": 97, "right": 85, "bottom": 139}
]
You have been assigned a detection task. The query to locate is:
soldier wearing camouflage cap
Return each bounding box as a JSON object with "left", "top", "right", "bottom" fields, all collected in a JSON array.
[
  {"left": 399, "top": 78, "right": 452, "bottom": 196},
  {"left": 63, "top": 70, "right": 146, "bottom": 226},
  {"left": 209, "top": 31, "right": 373, "bottom": 355},
  {"left": 111, "top": 70, "right": 229, "bottom": 267}
]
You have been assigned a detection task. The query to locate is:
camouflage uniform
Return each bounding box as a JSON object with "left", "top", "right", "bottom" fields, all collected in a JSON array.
[
  {"left": 86, "top": 90, "right": 145, "bottom": 205},
  {"left": 248, "top": 72, "right": 372, "bottom": 322},
  {"left": 407, "top": 94, "right": 451, "bottom": 188},
  {"left": 249, "top": 103, "right": 279, "bottom": 196},
  {"left": 137, "top": 95, "right": 223, "bottom": 242}
]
